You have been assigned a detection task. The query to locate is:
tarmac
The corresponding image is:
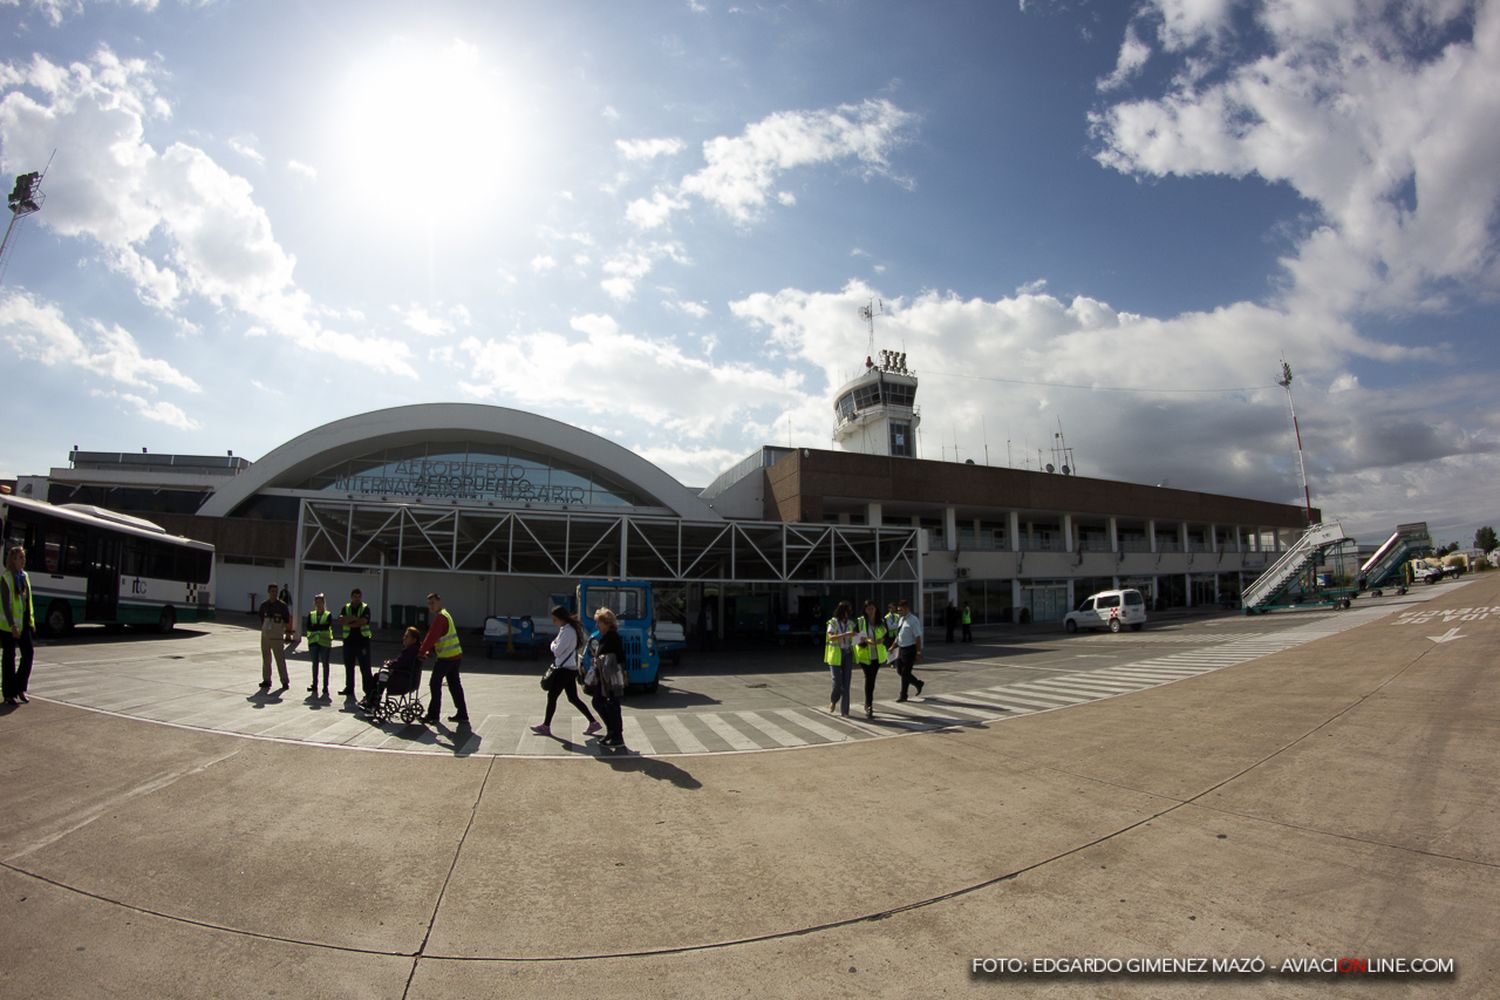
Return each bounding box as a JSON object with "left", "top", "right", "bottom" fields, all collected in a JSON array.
[{"left": 0, "top": 575, "right": 1496, "bottom": 998}]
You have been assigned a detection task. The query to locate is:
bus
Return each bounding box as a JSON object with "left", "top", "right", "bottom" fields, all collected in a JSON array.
[{"left": 0, "top": 494, "right": 215, "bottom": 636}]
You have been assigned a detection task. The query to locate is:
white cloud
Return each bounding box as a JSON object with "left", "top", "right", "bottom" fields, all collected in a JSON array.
[
  {"left": 226, "top": 134, "right": 264, "bottom": 165},
  {"left": 0, "top": 289, "right": 200, "bottom": 393},
  {"left": 455, "top": 312, "right": 807, "bottom": 458},
  {"left": 0, "top": 47, "right": 415, "bottom": 377},
  {"left": 530, "top": 253, "right": 557, "bottom": 273},
  {"left": 616, "top": 137, "right": 685, "bottom": 161},
  {"left": 286, "top": 159, "right": 317, "bottom": 180},
  {"left": 106, "top": 245, "right": 182, "bottom": 311},
  {"left": 1091, "top": 0, "right": 1500, "bottom": 318},
  {"left": 600, "top": 242, "right": 686, "bottom": 302},
  {"left": 1150, "top": 0, "right": 1236, "bottom": 51},
  {"left": 726, "top": 277, "right": 1486, "bottom": 534},
  {"left": 625, "top": 189, "right": 687, "bottom": 230},
  {"left": 664, "top": 296, "right": 710, "bottom": 318},
  {"left": 1098, "top": 24, "right": 1152, "bottom": 91},
  {"left": 394, "top": 302, "right": 471, "bottom": 338},
  {"left": 7, "top": 0, "right": 163, "bottom": 27},
  {"left": 624, "top": 97, "right": 916, "bottom": 229},
  {"left": 91, "top": 390, "right": 200, "bottom": 430}
]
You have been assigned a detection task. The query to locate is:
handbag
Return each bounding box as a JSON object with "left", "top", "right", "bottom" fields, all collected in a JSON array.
[{"left": 539, "top": 665, "right": 557, "bottom": 691}]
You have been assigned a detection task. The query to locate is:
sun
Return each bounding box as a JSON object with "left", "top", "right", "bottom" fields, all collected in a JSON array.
[{"left": 330, "top": 38, "right": 520, "bottom": 219}]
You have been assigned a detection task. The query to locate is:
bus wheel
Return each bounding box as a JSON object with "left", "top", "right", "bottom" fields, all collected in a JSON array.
[
  {"left": 45, "top": 600, "right": 73, "bottom": 638},
  {"left": 157, "top": 607, "right": 177, "bottom": 634}
]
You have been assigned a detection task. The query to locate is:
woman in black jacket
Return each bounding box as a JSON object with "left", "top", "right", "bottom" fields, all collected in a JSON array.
[{"left": 589, "top": 607, "right": 627, "bottom": 748}]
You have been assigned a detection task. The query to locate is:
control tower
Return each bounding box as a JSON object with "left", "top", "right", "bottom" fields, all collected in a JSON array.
[{"left": 831, "top": 347, "right": 920, "bottom": 457}]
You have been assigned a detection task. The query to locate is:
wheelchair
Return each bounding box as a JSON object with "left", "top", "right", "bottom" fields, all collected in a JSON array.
[{"left": 365, "top": 660, "right": 425, "bottom": 725}]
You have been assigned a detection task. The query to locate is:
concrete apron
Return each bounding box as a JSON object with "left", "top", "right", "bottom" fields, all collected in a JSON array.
[{"left": 0, "top": 576, "right": 1496, "bottom": 998}]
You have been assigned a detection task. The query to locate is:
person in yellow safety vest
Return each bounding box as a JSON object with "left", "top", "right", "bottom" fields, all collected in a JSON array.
[
  {"left": 419, "top": 592, "right": 469, "bottom": 726},
  {"left": 962, "top": 602, "right": 974, "bottom": 642},
  {"left": 824, "top": 600, "right": 856, "bottom": 717},
  {"left": 854, "top": 600, "right": 889, "bottom": 720},
  {"left": 2, "top": 545, "right": 36, "bottom": 706},
  {"left": 337, "top": 588, "right": 373, "bottom": 701},
  {"left": 883, "top": 603, "right": 902, "bottom": 642},
  {"left": 305, "top": 593, "right": 334, "bottom": 700}
]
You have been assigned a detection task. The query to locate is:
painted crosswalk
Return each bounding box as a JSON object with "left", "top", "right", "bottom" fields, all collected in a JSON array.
[{"left": 29, "top": 593, "right": 1450, "bottom": 758}]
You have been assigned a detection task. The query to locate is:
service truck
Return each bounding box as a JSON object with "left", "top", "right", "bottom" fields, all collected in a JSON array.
[{"left": 576, "top": 578, "right": 667, "bottom": 693}]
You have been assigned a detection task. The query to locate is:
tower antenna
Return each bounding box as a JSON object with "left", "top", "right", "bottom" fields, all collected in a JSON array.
[{"left": 859, "top": 297, "right": 885, "bottom": 362}]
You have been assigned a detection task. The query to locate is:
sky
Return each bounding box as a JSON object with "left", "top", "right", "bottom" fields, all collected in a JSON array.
[{"left": 0, "top": 0, "right": 1497, "bottom": 548}]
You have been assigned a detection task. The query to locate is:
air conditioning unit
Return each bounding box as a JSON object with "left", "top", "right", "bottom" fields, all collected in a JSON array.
[{"left": 957, "top": 567, "right": 970, "bottom": 578}]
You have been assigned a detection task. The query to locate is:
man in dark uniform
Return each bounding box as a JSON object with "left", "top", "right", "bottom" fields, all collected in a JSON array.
[{"left": 338, "top": 588, "right": 373, "bottom": 700}]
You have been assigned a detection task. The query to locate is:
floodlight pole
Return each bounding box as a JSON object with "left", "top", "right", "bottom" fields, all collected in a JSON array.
[
  {"left": 0, "top": 155, "right": 52, "bottom": 286},
  {"left": 1277, "top": 360, "right": 1314, "bottom": 524}
]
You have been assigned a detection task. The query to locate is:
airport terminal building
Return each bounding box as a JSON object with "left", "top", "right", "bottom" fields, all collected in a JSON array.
[{"left": 15, "top": 360, "right": 1312, "bottom": 637}]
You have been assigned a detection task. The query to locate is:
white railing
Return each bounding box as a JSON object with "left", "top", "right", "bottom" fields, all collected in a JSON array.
[{"left": 1241, "top": 521, "right": 1347, "bottom": 609}]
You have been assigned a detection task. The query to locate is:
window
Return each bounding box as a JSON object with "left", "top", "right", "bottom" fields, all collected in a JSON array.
[
  {"left": 1124, "top": 591, "right": 1145, "bottom": 606},
  {"left": 584, "top": 587, "right": 647, "bottom": 621},
  {"left": 889, "top": 420, "right": 913, "bottom": 457},
  {"left": 884, "top": 382, "right": 915, "bottom": 408},
  {"left": 1097, "top": 594, "right": 1121, "bottom": 609},
  {"left": 43, "top": 532, "right": 62, "bottom": 573}
]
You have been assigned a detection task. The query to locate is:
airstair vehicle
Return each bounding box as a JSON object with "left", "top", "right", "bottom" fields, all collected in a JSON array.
[
  {"left": 1358, "top": 521, "right": 1432, "bottom": 594},
  {"left": 1242, "top": 521, "right": 1351, "bottom": 614}
]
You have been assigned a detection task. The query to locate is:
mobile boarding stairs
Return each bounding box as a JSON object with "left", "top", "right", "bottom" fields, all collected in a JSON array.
[
  {"left": 1241, "top": 521, "right": 1352, "bottom": 614},
  {"left": 1357, "top": 521, "right": 1432, "bottom": 595}
]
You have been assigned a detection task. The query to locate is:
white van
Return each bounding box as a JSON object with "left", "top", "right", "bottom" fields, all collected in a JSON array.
[{"left": 1064, "top": 589, "right": 1147, "bottom": 633}]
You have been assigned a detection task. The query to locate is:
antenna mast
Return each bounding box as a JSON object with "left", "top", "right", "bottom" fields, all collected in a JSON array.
[{"left": 859, "top": 297, "right": 885, "bottom": 362}]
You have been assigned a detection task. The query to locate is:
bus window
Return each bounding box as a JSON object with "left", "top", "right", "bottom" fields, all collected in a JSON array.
[
  {"left": 121, "top": 539, "right": 144, "bottom": 577},
  {"left": 64, "top": 530, "right": 87, "bottom": 574},
  {"left": 44, "top": 532, "right": 63, "bottom": 573}
]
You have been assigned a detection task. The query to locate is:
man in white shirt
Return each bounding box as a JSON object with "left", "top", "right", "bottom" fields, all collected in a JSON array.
[{"left": 894, "top": 598, "right": 925, "bottom": 702}]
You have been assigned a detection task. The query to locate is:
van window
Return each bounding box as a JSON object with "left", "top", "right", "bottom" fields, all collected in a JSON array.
[
  {"left": 1097, "top": 594, "right": 1121, "bottom": 609},
  {"left": 1076, "top": 598, "right": 1094, "bottom": 612},
  {"left": 1124, "top": 591, "right": 1144, "bottom": 606}
]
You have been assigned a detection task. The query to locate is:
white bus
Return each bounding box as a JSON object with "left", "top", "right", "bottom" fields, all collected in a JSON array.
[{"left": 0, "top": 494, "right": 214, "bottom": 636}]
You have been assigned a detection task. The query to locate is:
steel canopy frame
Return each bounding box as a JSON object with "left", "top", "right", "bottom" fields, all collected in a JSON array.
[{"left": 294, "top": 497, "right": 921, "bottom": 587}]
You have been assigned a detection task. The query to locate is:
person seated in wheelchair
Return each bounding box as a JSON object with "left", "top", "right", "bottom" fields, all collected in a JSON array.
[{"left": 361, "top": 627, "right": 422, "bottom": 713}]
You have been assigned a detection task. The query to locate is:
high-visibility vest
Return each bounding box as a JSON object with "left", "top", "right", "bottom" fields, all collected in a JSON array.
[
  {"left": 305, "top": 609, "right": 333, "bottom": 646},
  {"left": 961, "top": 607, "right": 972, "bottom": 625},
  {"left": 341, "top": 603, "right": 372, "bottom": 640},
  {"left": 3, "top": 570, "right": 33, "bottom": 631},
  {"left": 883, "top": 612, "right": 901, "bottom": 633},
  {"left": 824, "top": 617, "right": 848, "bottom": 666},
  {"left": 433, "top": 608, "right": 462, "bottom": 659},
  {"left": 853, "top": 615, "right": 888, "bottom": 665}
]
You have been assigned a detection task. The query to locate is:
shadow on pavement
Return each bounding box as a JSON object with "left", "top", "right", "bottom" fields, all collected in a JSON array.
[
  {"left": 590, "top": 752, "right": 702, "bottom": 789},
  {"left": 425, "top": 719, "right": 482, "bottom": 757}
]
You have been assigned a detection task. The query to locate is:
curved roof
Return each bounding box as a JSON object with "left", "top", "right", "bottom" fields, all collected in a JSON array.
[{"left": 198, "top": 403, "right": 721, "bottom": 521}]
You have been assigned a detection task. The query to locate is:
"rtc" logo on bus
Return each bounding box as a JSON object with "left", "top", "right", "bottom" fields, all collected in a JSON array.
[{"left": 130, "top": 577, "right": 148, "bottom": 594}]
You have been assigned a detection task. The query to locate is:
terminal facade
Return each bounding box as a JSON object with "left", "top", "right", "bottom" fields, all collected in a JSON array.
[{"left": 16, "top": 363, "right": 1312, "bottom": 637}]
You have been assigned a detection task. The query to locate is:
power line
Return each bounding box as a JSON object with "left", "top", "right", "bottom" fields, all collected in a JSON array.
[{"left": 924, "top": 368, "right": 1275, "bottom": 395}]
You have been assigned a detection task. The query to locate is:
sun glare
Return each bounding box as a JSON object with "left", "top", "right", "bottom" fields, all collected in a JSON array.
[{"left": 331, "top": 38, "right": 521, "bottom": 219}]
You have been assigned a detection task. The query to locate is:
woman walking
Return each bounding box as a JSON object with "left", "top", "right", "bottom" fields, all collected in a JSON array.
[
  {"left": 824, "top": 600, "right": 856, "bottom": 716},
  {"left": 854, "top": 599, "right": 889, "bottom": 720},
  {"left": 531, "top": 605, "right": 602, "bottom": 738},
  {"left": 588, "top": 607, "right": 628, "bottom": 748}
]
